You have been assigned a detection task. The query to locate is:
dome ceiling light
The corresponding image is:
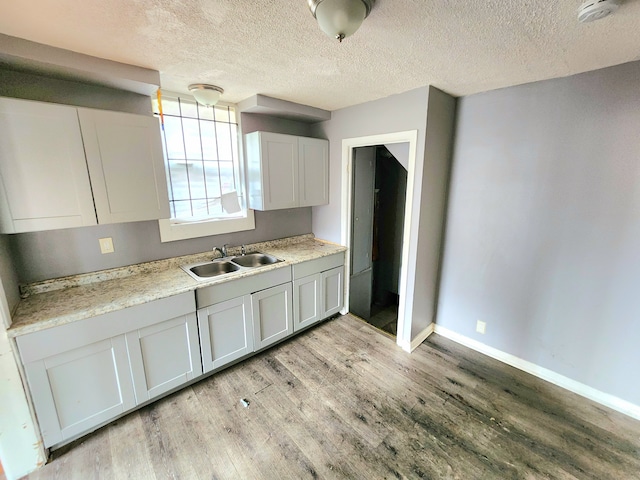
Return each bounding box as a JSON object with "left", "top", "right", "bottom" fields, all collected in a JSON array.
[
  {"left": 308, "top": 0, "right": 375, "bottom": 42},
  {"left": 577, "top": 0, "right": 619, "bottom": 23},
  {"left": 188, "top": 84, "right": 224, "bottom": 107}
]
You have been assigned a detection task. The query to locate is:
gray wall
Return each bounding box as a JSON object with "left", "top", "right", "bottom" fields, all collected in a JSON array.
[
  {"left": 0, "top": 235, "right": 20, "bottom": 317},
  {"left": 310, "top": 87, "right": 429, "bottom": 244},
  {"left": 2, "top": 68, "right": 313, "bottom": 284},
  {"left": 311, "top": 88, "right": 430, "bottom": 343},
  {"left": 10, "top": 210, "right": 311, "bottom": 284},
  {"left": 311, "top": 86, "right": 457, "bottom": 342},
  {"left": 436, "top": 61, "right": 640, "bottom": 405},
  {"left": 412, "top": 87, "right": 457, "bottom": 337}
]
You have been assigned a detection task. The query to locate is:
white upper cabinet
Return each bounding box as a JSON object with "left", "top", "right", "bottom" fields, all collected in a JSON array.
[
  {"left": 78, "top": 109, "right": 170, "bottom": 224},
  {"left": 246, "top": 132, "right": 298, "bottom": 210},
  {"left": 245, "top": 131, "right": 328, "bottom": 211},
  {"left": 298, "top": 136, "right": 329, "bottom": 207},
  {"left": 0, "top": 97, "right": 170, "bottom": 233},
  {"left": 0, "top": 97, "right": 97, "bottom": 233}
]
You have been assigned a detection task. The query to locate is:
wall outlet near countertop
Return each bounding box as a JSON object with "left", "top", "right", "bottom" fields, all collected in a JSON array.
[
  {"left": 99, "top": 237, "right": 115, "bottom": 254},
  {"left": 476, "top": 320, "right": 486, "bottom": 334}
]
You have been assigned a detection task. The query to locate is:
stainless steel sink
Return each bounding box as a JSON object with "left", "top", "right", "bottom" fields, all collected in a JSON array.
[
  {"left": 185, "top": 260, "right": 240, "bottom": 279},
  {"left": 181, "top": 251, "right": 283, "bottom": 281},
  {"left": 230, "top": 252, "right": 281, "bottom": 268}
]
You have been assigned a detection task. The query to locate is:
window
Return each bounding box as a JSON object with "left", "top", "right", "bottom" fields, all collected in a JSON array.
[{"left": 152, "top": 92, "right": 254, "bottom": 241}]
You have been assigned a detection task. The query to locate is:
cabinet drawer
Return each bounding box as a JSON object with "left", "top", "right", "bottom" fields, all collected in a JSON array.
[
  {"left": 292, "top": 253, "right": 344, "bottom": 280},
  {"left": 196, "top": 266, "right": 291, "bottom": 308},
  {"left": 17, "top": 292, "right": 195, "bottom": 363}
]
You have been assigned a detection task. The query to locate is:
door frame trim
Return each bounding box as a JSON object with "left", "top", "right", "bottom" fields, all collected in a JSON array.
[{"left": 341, "top": 130, "right": 418, "bottom": 351}]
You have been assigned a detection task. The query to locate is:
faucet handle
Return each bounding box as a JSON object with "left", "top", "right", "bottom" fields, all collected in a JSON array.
[{"left": 241, "top": 244, "right": 246, "bottom": 255}]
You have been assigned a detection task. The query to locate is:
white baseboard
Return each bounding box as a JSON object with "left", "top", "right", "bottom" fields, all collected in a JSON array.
[
  {"left": 398, "top": 323, "right": 435, "bottom": 353},
  {"left": 433, "top": 325, "right": 640, "bottom": 421}
]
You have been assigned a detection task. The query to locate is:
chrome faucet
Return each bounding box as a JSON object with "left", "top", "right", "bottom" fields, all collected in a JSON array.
[
  {"left": 241, "top": 244, "right": 247, "bottom": 255},
  {"left": 213, "top": 244, "right": 228, "bottom": 259}
]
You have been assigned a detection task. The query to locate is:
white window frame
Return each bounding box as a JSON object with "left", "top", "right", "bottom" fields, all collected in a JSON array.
[
  {"left": 154, "top": 93, "right": 255, "bottom": 242},
  {"left": 158, "top": 212, "right": 255, "bottom": 242}
]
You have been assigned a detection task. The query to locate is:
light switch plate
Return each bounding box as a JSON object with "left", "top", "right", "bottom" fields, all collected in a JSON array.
[
  {"left": 476, "top": 320, "right": 486, "bottom": 334},
  {"left": 99, "top": 237, "right": 115, "bottom": 254}
]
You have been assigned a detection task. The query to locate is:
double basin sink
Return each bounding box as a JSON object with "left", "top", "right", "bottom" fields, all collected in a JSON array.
[{"left": 181, "top": 252, "right": 283, "bottom": 281}]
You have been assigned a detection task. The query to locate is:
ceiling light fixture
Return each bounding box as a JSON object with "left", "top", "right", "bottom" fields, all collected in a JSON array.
[
  {"left": 577, "top": 0, "right": 619, "bottom": 23},
  {"left": 188, "top": 84, "right": 224, "bottom": 107},
  {"left": 308, "top": 0, "right": 374, "bottom": 42}
]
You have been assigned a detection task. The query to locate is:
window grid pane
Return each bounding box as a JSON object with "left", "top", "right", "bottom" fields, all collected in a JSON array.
[{"left": 156, "top": 97, "right": 241, "bottom": 221}]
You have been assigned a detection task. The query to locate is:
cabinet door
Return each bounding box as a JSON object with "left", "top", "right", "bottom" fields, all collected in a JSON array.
[
  {"left": 322, "top": 266, "right": 345, "bottom": 318},
  {"left": 198, "top": 295, "right": 254, "bottom": 373},
  {"left": 23, "top": 336, "right": 135, "bottom": 448},
  {"left": 0, "top": 97, "right": 97, "bottom": 233},
  {"left": 78, "top": 108, "right": 170, "bottom": 224},
  {"left": 293, "top": 273, "right": 322, "bottom": 332},
  {"left": 126, "top": 313, "right": 202, "bottom": 403},
  {"left": 252, "top": 283, "right": 293, "bottom": 350},
  {"left": 258, "top": 132, "right": 299, "bottom": 210},
  {"left": 298, "top": 137, "right": 329, "bottom": 207}
]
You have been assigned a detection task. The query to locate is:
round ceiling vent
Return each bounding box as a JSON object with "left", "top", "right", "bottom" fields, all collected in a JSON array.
[{"left": 578, "top": 0, "right": 619, "bottom": 23}]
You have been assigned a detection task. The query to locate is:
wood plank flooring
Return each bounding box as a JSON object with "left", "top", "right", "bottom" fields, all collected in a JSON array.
[{"left": 25, "top": 314, "right": 640, "bottom": 479}]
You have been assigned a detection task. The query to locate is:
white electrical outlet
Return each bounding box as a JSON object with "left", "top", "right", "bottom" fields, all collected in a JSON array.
[
  {"left": 99, "top": 237, "right": 115, "bottom": 254},
  {"left": 476, "top": 320, "right": 486, "bottom": 334}
]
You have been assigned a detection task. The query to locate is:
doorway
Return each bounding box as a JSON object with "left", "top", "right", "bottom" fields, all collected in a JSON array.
[
  {"left": 350, "top": 145, "right": 408, "bottom": 336},
  {"left": 340, "top": 130, "right": 418, "bottom": 351}
]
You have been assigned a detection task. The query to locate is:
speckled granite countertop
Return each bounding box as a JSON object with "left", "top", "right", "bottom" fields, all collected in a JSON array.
[{"left": 8, "top": 234, "right": 346, "bottom": 337}]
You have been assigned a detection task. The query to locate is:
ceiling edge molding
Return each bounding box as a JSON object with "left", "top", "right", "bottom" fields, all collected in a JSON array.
[
  {"left": 237, "top": 94, "right": 331, "bottom": 123},
  {"left": 0, "top": 33, "right": 160, "bottom": 95}
]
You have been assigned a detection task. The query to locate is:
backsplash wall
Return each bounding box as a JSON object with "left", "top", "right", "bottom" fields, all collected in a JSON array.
[{"left": 10, "top": 209, "right": 312, "bottom": 284}]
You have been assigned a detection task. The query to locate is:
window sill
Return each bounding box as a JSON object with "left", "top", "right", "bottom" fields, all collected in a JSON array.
[{"left": 158, "top": 210, "right": 255, "bottom": 242}]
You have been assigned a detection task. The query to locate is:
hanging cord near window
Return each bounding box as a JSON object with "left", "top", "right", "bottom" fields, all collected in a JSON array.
[{"left": 156, "top": 89, "right": 164, "bottom": 131}]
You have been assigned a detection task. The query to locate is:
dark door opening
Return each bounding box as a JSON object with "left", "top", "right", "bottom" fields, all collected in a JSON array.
[{"left": 350, "top": 145, "right": 407, "bottom": 336}]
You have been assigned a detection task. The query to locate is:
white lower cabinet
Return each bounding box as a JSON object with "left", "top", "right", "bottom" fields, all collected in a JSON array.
[
  {"left": 198, "top": 295, "right": 254, "bottom": 373},
  {"left": 293, "top": 273, "right": 322, "bottom": 331},
  {"left": 252, "top": 283, "right": 293, "bottom": 351},
  {"left": 126, "top": 313, "right": 202, "bottom": 402},
  {"left": 22, "top": 336, "right": 135, "bottom": 447},
  {"left": 322, "top": 266, "right": 344, "bottom": 318},
  {"left": 16, "top": 254, "right": 345, "bottom": 450},
  {"left": 292, "top": 253, "right": 345, "bottom": 332},
  {"left": 17, "top": 292, "right": 196, "bottom": 448},
  {"left": 196, "top": 267, "right": 292, "bottom": 368}
]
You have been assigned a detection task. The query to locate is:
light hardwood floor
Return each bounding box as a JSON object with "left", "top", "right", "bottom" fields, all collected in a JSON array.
[{"left": 25, "top": 314, "right": 640, "bottom": 479}]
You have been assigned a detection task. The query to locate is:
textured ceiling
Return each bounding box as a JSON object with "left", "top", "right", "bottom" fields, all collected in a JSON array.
[{"left": 0, "top": 0, "right": 639, "bottom": 111}]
